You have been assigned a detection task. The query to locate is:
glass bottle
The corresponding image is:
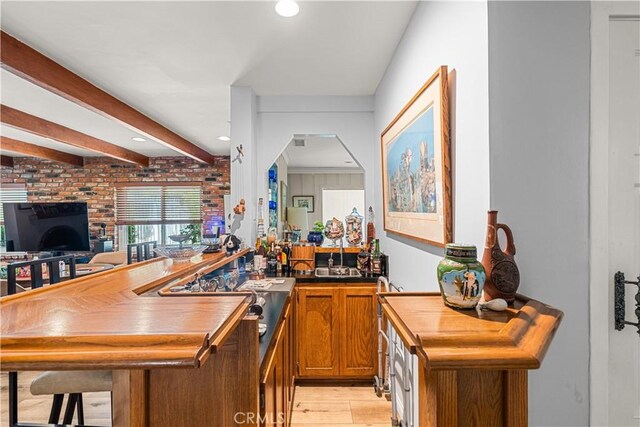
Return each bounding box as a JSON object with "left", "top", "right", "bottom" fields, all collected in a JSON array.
[
  {"left": 281, "top": 243, "right": 291, "bottom": 276},
  {"left": 345, "top": 207, "right": 363, "bottom": 247},
  {"left": 357, "top": 243, "right": 369, "bottom": 272},
  {"left": 267, "top": 243, "right": 277, "bottom": 276},
  {"left": 366, "top": 206, "right": 376, "bottom": 245}
]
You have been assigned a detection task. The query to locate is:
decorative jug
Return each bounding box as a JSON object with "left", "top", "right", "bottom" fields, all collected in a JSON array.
[
  {"left": 437, "top": 244, "right": 485, "bottom": 309},
  {"left": 481, "top": 210, "right": 520, "bottom": 303}
]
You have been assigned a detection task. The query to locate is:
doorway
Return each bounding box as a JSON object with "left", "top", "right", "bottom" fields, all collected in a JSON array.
[{"left": 590, "top": 4, "right": 640, "bottom": 426}]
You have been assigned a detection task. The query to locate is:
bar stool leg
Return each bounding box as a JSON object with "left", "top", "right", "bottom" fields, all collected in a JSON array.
[
  {"left": 9, "top": 372, "right": 18, "bottom": 426},
  {"left": 62, "top": 393, "right": 78, "bottom": 425},
  {"left": 48, "top": 394, "right": 64, "bottom": 424},
  {"left": 77, "top": 393, "right": 85, "bottom": 425}
]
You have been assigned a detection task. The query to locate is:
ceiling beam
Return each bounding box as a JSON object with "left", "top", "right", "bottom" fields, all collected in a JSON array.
[
  {"left": 1, "top": 155, "right": 14, "bottom": 168},
  {"left": 1, "top": 136, "right": 84, "bottom": 167},
  {"left": 0, "top": 105, "right": 150, "bottom": 167},
  {"left": 0, "top": 31, "right": 217, "bottom": 165}
]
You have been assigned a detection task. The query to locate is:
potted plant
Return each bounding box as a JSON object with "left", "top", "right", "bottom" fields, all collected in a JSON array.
[{"left": 307, "top": 221, "right": 325, "bottom": 245}]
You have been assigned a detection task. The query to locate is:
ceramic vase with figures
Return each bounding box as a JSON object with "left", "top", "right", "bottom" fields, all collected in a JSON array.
[{"left": 437, "top": 244, "right": 486, "bottom": 309}]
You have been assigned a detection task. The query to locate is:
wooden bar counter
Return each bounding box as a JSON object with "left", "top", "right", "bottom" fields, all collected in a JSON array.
[
  {"left": 1, "top": 249, "right": 262, "bottom": 426},
  {"left": 379, "top": 292, "right": 563, "bottom": 427}
]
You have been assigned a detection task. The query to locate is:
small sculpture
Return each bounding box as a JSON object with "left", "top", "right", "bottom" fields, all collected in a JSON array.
[
  {"left": 221, "top": 234, "right": 241, "bottom": 256},
  {"left": 233, "top": 198, "right": 246, "bottom": 215}
]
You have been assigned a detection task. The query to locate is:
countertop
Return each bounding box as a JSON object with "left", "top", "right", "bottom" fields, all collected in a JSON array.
[
  {"left": 254, "top": 278, "right": 295, "bottom": 366},
  {"left": 378, "top": 292, "right": 563, "bottom": 370},
  {"left": 0, "top": 251, "right": 252, "bottom": 371},
  {"left": 267, "top": 272, "right": 383, "bottom": 284}
]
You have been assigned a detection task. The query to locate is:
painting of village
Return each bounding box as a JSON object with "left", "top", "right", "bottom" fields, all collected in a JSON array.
[{"left": 385, "top": 106, "right": 437, "bottom": 214}]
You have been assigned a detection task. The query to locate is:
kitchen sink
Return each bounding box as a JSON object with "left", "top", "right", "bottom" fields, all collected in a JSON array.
[{"left": 314, "top": 267, "right": 362, "bottom": 278}]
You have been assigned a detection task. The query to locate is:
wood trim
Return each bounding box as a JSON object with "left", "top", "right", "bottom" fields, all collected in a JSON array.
[
  {"left": 0, "top": 105, "right": 149, "bottom": 166},
  {"left": 0, "top": 155, "right": 14, "bottom": 168},
  {"left": 379, "top": 65, "right": 452, "bottom": 247},
  {"left": 112, "top": 369, "right": 149, "bottom": 427},
  {"left": 1, "top": 136, "right": 84, "bottom": 166},
  {"left": 1, "top": 31, "right": 216, "bottom": 165},
  {"left": 504, "top": 370, "right": 528, "bottom": 426}
]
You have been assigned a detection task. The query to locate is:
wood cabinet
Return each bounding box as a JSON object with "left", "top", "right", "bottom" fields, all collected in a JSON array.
[
  {"left": 296, "top": 284, "right": 377, "bottom": 379},
  {"left": 261, "top": 302, "right": 294, "bottom": 426}
]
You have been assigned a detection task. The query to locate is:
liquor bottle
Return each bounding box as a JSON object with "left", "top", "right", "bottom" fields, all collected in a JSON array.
[
  {"left": 276, "top": 245, "right": 282, "bottom": 275},
  {"left": 267, "top": 243, "right": 277, "bottom": 276},
  {"left": 282, "top": 243, "right": 291, "bottom": 276},
  {"left": 372, "top": 239, "right": 382, "bottom": 275},
  {"left": 366, "top": 206, "right": 376, "bottom": 245},
  {"left": 357, "top": 243, "right": 369, "bottom": 273}
]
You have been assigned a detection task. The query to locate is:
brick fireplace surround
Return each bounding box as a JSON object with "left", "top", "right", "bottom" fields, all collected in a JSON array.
[{"left": 0, "top": 156, "right": 230, "bottom": 250}]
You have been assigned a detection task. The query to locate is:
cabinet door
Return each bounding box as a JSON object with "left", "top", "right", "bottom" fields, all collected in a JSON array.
[
  {"left": 339, "top": 287, "right": 377, "bottom": 377},
  {"left": 296, "top": 287, "right": 340, "bottom": 377}
]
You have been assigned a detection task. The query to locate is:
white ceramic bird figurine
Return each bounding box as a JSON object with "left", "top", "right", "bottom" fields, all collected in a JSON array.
[{"left": 478, "top": 295, "right": 508, "bottom": 312}]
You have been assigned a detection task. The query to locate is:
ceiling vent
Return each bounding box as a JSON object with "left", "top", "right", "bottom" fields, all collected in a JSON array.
[{"left": 293, "top": 139, "right": 306, "bottom": 147}]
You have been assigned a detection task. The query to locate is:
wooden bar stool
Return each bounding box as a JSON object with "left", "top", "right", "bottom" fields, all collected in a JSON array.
[{"left": 30, "top": 370, "right": 112, "bottom": 425}]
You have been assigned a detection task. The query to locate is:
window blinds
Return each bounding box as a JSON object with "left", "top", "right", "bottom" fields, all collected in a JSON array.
[
  {"left": 0, "top": 184, "right": 28, "bottom": 223},
  {"left": 115, "top": 183, "right": 202, "bottom": 225}
]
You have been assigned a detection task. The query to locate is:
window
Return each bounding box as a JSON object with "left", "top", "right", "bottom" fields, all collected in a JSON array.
[
  {"left": 0, "top": 184, "right": 28, "bottom": 249},
  {"left": 115, "top": 183, "right": 202, "bottom": 246},
  {"left": 321, "top": 188, "right": 365, "bottom": 245}
]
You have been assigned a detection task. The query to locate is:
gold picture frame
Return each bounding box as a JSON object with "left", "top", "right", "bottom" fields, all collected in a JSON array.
[{"left": 380, "top": 65, "right": 452, "bottom": 247}]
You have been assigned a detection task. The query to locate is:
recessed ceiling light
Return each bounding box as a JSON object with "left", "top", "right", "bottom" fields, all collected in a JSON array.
[
  {"left": 131, "top": 137, "right": 146, "bottom": 142},
  {"left": 275, "top": 0, "right": 299, "bottom": 17},
  {"left": 218, "top": 136, "right": 231, "bottom": 142}
]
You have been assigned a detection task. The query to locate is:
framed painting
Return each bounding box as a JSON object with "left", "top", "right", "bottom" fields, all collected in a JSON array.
[
  {"left": 292, "top": 196, "right": 314, "bottom": 213},
  {"left": 380, "top": 65, "right": 452, "bottom": 247}
]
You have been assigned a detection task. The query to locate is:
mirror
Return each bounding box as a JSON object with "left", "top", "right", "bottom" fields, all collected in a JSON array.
[{"left": 266, "top": 134, "right": 364, "bottom": 246}]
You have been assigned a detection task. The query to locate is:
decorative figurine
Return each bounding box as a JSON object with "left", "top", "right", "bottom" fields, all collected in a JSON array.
[
  {"left": 345, "top": 207, "right": 363, "bottom": 247},
  {"left": 221, "top": 234, "right": 241, "bottom": 256},
  {"left": 233, "top": 198, "right": 246, "bottom": 215}
]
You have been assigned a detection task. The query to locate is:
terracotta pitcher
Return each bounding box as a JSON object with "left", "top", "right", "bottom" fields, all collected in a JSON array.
[{"left": 481, "top": 210, "right": 520, "bottom": 303}]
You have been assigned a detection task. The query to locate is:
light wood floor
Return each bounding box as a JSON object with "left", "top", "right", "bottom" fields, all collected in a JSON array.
[{"left": 1, "top": 373, "right": 392, "bottom": 426}]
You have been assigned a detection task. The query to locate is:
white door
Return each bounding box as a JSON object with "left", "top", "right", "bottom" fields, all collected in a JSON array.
[{"left": 608, "top": 17, "right": 640, "bottom": 427}]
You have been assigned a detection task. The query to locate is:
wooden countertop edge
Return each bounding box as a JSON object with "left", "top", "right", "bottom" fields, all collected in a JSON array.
[
  {"left": 136, "top": 248, "right": 251, "bottom": 296},
  {"left": 378, "top": 292, "right": 563, "bottom": 371}
]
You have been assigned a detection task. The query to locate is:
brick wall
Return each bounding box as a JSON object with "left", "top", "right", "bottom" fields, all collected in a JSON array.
[{"left": 0, "top": 156, "right": 230, "bottom": 249}]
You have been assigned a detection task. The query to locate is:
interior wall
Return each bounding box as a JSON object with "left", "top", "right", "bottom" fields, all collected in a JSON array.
[
  {"left": 488, "top": 2, "right": 591, "bottom": 425},
  {"left": 373, "top": 1, "right": 490, "bottom": 290},
  {"left": 287, "top": 172, "right": 364, "bottom": 226},
  {"left": 255, "top": 95, "right": 376, "bottom": 245}
]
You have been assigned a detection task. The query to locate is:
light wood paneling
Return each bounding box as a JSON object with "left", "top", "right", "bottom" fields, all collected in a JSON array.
[
  {"left": 288, "top": 173, "right": 364, "bottom": 225},
  {"left": 1, "top": 136, "right": 84, "bottom": 166},
  {"left": 0, "top": 31, "right": 216, "bottom": 165}
]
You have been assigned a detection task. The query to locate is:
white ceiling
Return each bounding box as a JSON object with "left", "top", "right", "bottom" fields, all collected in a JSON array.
[
  {"left": 0, "top": 1, "right": 416, "bottom": 158},
  {"left": 284, "top": 135, "right": 362, "bottom": 170}
]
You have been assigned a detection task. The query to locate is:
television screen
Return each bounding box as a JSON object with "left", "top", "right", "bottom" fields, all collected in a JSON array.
[{"left": 3, "top": 202, "right": 91, "bottom": 252}]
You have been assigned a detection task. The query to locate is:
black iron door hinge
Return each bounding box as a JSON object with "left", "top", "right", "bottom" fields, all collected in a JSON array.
[{"left": 614, "top": 271, "right": 640, "bottom": 336}]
